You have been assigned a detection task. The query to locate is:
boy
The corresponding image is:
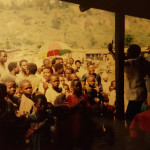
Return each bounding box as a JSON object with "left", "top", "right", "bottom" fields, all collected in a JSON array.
[
  {"left": 17, "top": 59, "right": 28, "bottom": 79},
  {"left": 82, "top": 64, "right": 102, "bottom": 87},
  {"left": 101, "top": 71, "right": 110, "bottom": 94},
  {"left": 19, "top": 80, "right": 34, "bottom": 114},
  {"left": 27, "top": 94, "right": 54, "bottom": 150},
  {"left": 3, "top": 78, "right": 20, "bottom": 109},
  {"left": 0, "top": 50, "right": 7, "bottom": 77},
  {"left": 38, "top": 67, "right": 52, "bottom": 94},
  {"left": 45, "top": 75, "right": 64, "bottom": 105},
  {"left": 54, "top": 63, "right": 64, "bottom": 76},
  {"left": 27, "top": 63, "right": 41, "bottom": 93}
]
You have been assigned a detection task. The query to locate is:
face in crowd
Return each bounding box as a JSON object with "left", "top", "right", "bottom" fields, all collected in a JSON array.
[
  {"left": 0, "top": 51, "right": 7, "bottom": 64},
  {"left": 20, "top": 80, "right": 32, "bottom": 98},
  {"left": 88, "top": 65, "right": 95, "bottom": 75},
  {"left": 65, "top": 69, "right": 72, "bottom": 80},
  {"left": 43, "top": 68, "right": 51, "bottom": 82},
  {"left": 5, "top": 81, "right": 16, "bottom": 96},
  {"left": 20, "top": 61, "right": 28, "bottom": 73},
  {"left": 87, "top": 76, "right": 96, "bottom": 88},
  {"left": 72, "top": 80, "right": 82, "bottom": 96},
  {"left": 50, "top": 76, "right": 60, "bottom": 89},
  {"left": 75, "top": 61, "right": 81, "bottom": 69}
]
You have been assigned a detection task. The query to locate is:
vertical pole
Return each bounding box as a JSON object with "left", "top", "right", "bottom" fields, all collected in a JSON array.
[{"left": 115, "top": 12, "right": 125, "bottom": 120}]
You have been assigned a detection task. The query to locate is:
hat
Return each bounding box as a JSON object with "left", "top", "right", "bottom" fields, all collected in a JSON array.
[{"left": 146, "top": 45, "right": 150, "bottom": 50}]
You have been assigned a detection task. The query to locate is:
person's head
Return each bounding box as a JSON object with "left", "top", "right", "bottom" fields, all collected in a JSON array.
[
  {"left": 59, "top": 76, "right": 65, "bottom": 85},
  {"left": 68, "top": 58, "right": 74, "bottom": 65},
  {"left": 88, "top": 64, "right": 95, "bottom": 75},
  {"left": 54, "top": 63, "right": 64, "bottom": 74},
  {"left": 102, "top": 72, "right": 108, "bottom": 82},
  {"left": 19, "top": 59, "right": 28, "bottom": 72},
  {"left": 27, "top": 63, "right": 37, "bottom": 75},
  {"left": 0, "top": 50, "right": 7, "bottom": 64},
  {"left": 34, "top": 94, "right": 47, "bottom": 113},
  {"left": 43, "top": 67, "right": 52, "bottom": 81},
  {"left": 14, "top": 87, "right": 22, "bottom": 99},
  {"left": 52, "top": 57, "right": 60, "bottom": 67},
  {"left": 68, "top": 73, "right": 79, "bottom": 81},
  {"left": 111, "top": 80, "right": 116, "bottom": 90},
  {"left": 0, "top": 83, "right": 7, "bottom": 100},
  {"left": 87, "top": 61, "right": 93, "bottom": 68},
  {"left": 3, "top": 78, "right": 16, "bottom": 96},
  {"left": 58, "top": 57, "right": 63, "bottom": 64},
  {"left": 43, "top": 58, "right": 51, "bottom": 68},
  {"left": 87, "top": 75, "right": 96, "bottom": 87},
  {"left": 63, "top": 84, "right": 69, "bottom": 92},
  {"left": 75, "top": 60, "right": 81, "bottom": 69},
  {"left": 64, "top": 68, "right": 73, "bottom": 79},
  {"left": 50, "top": 75, "right": 60, "bottom": 89},
  {"left": 127, "top": 44, "right": 141, "bottom": 59},
  {"left": 65, "top": 63, "right": 72, "bottom": 69},
  {"left": 20, "top": 80, "right": 32, "bottom": 98},
  {"left": 8, "top": 62, "right": 19, "bottom": 74},
  {"left": 71, "top": 79, "right": 82, "bottom": 96}
]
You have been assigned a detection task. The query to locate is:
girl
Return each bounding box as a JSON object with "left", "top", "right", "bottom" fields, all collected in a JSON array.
[{"left": 27, "top": 94, "right": 54, "bottom": 150}]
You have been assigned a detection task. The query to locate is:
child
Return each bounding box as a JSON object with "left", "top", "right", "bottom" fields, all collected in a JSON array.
[
  {"left": 45, "top": 75, "right": 64, "bottom": 105},
  {"left": 66, "top": 79, "right": 91, "bottom": 149},
  {"left": 64, "top": 68, "right": 73, "bottom": 86},
  {"left": 19, "top": 80, "right": 34, "bottom": 114},
  {"left": 81, "top": 80, "right": 87, "bottom": 94},
  {"left": 27, "top": 63, "right": 41, "bottom": 93},
  {"left": 59, "top": 76, "right": 65, "bottom": 86},
  {"left": 86, "top": 75, "right": 99, "bottom": 104},
  {"left": 17, "top": 59, "right": 28, "bottom": 79},
  {"left": 27, "top": 94, "right": 54, "bottom": 150},
  {"left": 38, "top": 67, "right": 52, "bottom": 94},
  {"left": 108, "top": 80, "right": 116, "bottom": 106},
  {"left": 101, "top": 71, "right": 110, "bottom": 94},
  {"left": 82, "top": 64, "right": 102, "bottom": 90},
  {"left": 63, "top": 84, "right": 70, "bottom": 97},
  {"left": 3, "top": 78, "right": 20, "bottom": 109}
]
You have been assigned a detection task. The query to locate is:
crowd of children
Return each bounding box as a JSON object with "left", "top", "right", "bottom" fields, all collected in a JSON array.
[{"left": 0, "top": 50, "right": 116, "bottom": 150}]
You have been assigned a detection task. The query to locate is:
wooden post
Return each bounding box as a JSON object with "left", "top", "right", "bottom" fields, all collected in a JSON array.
[{"left": 115, "top": 12, "right": 125, "bottom": 119}]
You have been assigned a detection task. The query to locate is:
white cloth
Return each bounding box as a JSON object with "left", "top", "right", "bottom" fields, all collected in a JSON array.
[
  {"left": 45, "top": 86, "right": 63, "bottom": 105},
  {"left": 108, "top": 90, "right": 116, "bottom": 105},
  {"left": 124, "top": 57, "right": 149, "bottom": 101}
]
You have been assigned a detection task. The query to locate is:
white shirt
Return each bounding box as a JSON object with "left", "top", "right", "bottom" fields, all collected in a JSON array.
[
  {"left": 124, "top": 57, "right": 149, "bottom": 101},
  {"left": 45, "top": 86, "right": 63, "bottom": 105}
]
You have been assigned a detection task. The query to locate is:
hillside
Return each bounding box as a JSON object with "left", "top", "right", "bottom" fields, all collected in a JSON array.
[{"left": 0, "top": 0, "right": 149, "bottom": 52}]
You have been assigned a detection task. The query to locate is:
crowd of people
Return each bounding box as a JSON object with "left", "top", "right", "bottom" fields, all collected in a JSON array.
[
  {"left": 2, "top": 42, "right": 150, "bottom": 149},
  {"left": 0, "top": 49, "right": 116, "bottom": 150}
]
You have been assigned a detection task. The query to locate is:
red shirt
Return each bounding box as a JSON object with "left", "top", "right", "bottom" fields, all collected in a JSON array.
[{"left": 67, "top": 93, "right": 90, "bottom": 108}]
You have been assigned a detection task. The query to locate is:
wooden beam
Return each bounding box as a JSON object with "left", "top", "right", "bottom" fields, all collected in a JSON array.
[
  {"left": 60, "top": 0, "right": 150, "bottom": 20},
  {"left": 115, "top": 12, "right": 125, "bottom": 119}
]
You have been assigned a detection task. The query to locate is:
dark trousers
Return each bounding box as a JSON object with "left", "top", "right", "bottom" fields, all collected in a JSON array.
[{"left": 125, "top": 100, "right": 143, "bottom": 120}]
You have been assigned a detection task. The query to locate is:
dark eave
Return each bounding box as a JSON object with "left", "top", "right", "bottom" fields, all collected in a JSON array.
[{"left": 60, "top": 0, "right": 150, "bottom": 20}]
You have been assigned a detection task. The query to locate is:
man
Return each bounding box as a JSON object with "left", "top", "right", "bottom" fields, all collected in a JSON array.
[
  {"left": 1, "top": 62, "right": 20, "bottom": 84},
  {"left": 17, "top": 59, "right": 28, "bottom": 79},
  {"left": 0, "top": 50, "right": 7, "bottom": 76},
  {"left": 108, "top": 43, "right": 150, "bottom": 121}
]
